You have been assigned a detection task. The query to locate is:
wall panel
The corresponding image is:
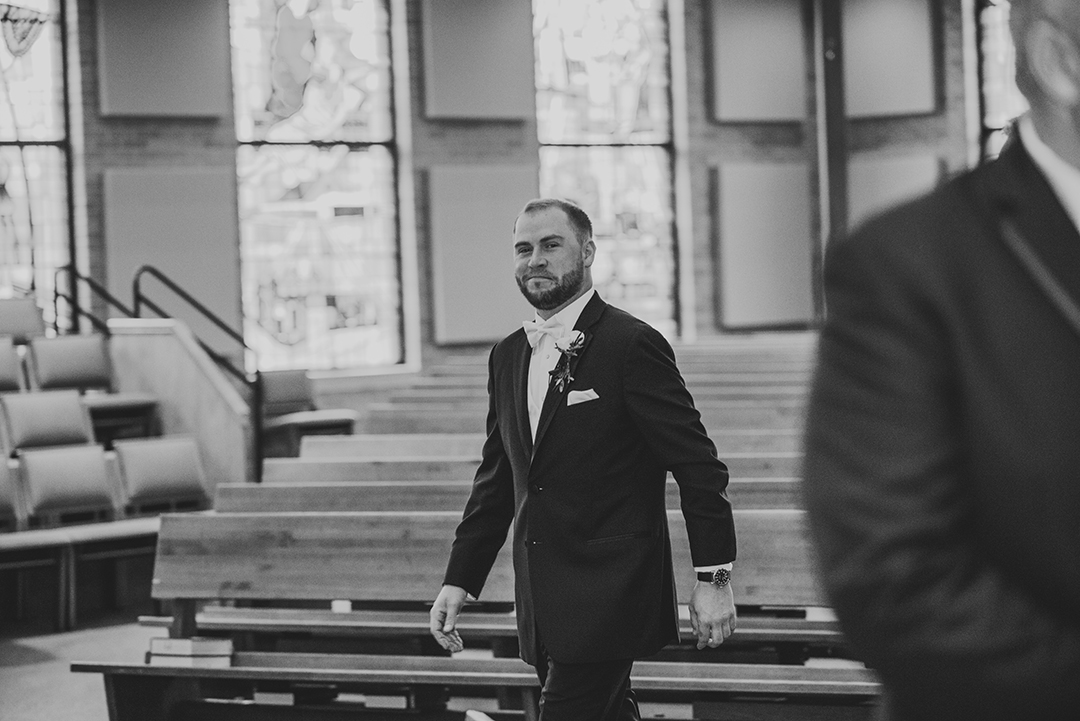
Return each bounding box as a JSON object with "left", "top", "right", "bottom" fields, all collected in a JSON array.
[
  {"left": 429, "top": 165, "right": 538, "bottom": 344},
  {"left": 715, "top": 162, "right": 814, "bottom": 328}
]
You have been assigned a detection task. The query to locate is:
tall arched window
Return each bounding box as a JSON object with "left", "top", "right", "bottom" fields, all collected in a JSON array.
[
  {"left": 231, "top": 0, "right": 400, "bottom": 370},
  {"left": 0, "top": 1, "right": 70, "bottom": 326},
  {"left": 533, "top": 0, "right": 676, "bottom": 336}
]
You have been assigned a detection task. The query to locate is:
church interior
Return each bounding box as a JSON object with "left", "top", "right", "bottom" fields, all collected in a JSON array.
[{"left": 0, "top": 0, "right": 1026, "bottom": 719}]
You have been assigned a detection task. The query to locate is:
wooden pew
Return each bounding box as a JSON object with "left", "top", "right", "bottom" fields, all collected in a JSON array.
[
  {"left": 262, "top": 452, "right": 803, "bottom": 484},
  {"left": 139, "top": 507, "right": 829, "bottom": 648},
  {"left": 73, "top": 654, "right": 875, "bottom": 721},
  {"left": 361, "top": 400, "right": 807, "bottom": 434},
  {"left": 300, "top": 429, "right": 803, "bottom": 457},
  {"left": 146, "top": 509, "right": 819, "bottom": 610},
  {"left": 78, "top": 509, "right": 876, "bottom": 720},
  {"left": 388, "top": 385, "right": 809, "bottom": 404},
  {"left": 214, "top": 478, "right": 803, "bottom": 513}
]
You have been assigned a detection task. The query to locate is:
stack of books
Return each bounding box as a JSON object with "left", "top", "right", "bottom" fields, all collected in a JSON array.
[{"left": 146, "top": 637, "right": 233, "bottom": 667}]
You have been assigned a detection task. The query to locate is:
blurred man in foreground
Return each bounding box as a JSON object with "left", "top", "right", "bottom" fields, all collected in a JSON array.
[{"left": 804, "top": 1, "right": 1080, "bottom": 718}]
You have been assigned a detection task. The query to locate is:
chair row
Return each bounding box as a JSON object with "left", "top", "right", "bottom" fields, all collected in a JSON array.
[
  {"left": 0, "top": 333, "right": 158, "bottom": 443},
  {"left": 260, "top": 369, "right": 359, "bottom": 457},
  {"left": 0, "top": 435, "right": 208, "bottom": 532},
  {"left": 0, "top": 388, "right": 156, "bottom": 461}
]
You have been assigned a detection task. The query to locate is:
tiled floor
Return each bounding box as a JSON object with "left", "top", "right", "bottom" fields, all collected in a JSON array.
[
  {"left": 0, "top": 618, "right": 698, "bottom": 720},
  {"left": 0, "top": 616, "right": 164, "bottom": 721}
]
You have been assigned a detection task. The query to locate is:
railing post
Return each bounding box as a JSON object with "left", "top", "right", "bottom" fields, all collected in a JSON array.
[
  {"left": 53, "top": 266, "right": 64, "bottom": 334},
  {"left": 132, "top": 271, "right": 143, "bottom": 318},
  {"left": 252, "top": 370, "right": 264, "bottom": 483}
]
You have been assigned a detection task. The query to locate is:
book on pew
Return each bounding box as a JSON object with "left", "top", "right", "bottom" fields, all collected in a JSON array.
[
  {"left": 146, "top": 637, "right": 233, "bottom": 667},
  {"left": 147, "top": 654, "right": 232, "bottom": 668},
  {"left": 149, "top": 637, "right": 234, "bottom": 657}
]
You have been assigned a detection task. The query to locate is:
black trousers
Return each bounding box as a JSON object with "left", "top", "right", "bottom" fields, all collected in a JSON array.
[{"left": 533, "top": 636, "right": 641, "bottom": 721}]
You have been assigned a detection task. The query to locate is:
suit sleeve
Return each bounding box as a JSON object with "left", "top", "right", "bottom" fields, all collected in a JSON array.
[
  {"left": 442, "top": 345, "right": 516, "bottom": 599},
  {"left": 623, "top": 326, "right": 735, "bottom": 567},
  {"left": 803, "top": 229, "right": 1080, "bottom": 718}
]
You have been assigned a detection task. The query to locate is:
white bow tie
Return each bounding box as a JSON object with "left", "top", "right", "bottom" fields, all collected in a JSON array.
[{"left": 523, "top": 316, "right": 563, "bottom": 348}]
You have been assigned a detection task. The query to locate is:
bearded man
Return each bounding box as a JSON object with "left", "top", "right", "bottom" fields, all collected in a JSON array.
[{"left": 429, "top": 198, "right": 737, "bottom": 720}]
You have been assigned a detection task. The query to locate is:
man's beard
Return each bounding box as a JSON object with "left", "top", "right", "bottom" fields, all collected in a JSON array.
[{"left": 516, "top": 262, "right": 585, "bottom": 311}]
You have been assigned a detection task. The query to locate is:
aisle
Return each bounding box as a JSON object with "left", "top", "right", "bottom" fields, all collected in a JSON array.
[{"left": 0, "top": 617, "right": 163, "bottom": 721}]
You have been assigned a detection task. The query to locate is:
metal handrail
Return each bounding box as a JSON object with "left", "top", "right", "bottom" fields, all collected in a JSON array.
[
  {"left": 133, "top": 265, "right": 247, "bottom": 348},
  {"left": 131, "top": 265, "right": 264, "bottom": 482},
  {"left": 53, "top": 264, "right": 137, "bottom": 335}
]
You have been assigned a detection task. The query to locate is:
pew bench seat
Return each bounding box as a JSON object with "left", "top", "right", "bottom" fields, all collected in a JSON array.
[
  {"left": 139, "top": 606, "right": 844, "bottom": 647},
  {"left": 1, "top": 516, "right": 159, "bottom": 629},
  {"left": 72, "top": 652, "right": 879, "bottom": 721}
]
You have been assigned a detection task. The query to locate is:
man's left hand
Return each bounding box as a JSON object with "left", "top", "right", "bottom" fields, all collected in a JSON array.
[{"left": 688, "top": 581, "right": 736, "bottom": 649}]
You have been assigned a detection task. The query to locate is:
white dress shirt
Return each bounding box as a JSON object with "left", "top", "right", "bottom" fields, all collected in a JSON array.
[
  {"left": 526, "top": 288, "right": 596, "bottom": 440},
  {"left": 1019, "top": 115, "right": 1080, "bottom": 234}
]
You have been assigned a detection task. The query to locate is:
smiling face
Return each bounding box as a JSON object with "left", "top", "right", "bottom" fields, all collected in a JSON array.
[{"left": 513, "top": 206, "right": 595, "bottom": 316}]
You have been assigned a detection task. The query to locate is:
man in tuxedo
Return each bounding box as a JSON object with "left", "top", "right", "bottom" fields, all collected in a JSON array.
[
  {"left": 429, "top": 199, "right": 737, "bottom": 720},
  {"left": 803, "top": 1, "right": 1080, "bottom": 718}
]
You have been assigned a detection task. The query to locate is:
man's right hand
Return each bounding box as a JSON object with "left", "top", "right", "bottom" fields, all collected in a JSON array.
[{"left": 429, "top": 584, "right": 467, "bottom": 653}]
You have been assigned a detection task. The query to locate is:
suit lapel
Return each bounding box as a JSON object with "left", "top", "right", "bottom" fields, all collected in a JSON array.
[
  {"left": 986, "top": 139, "right": 1080, "bottom": 330},
  {"left": 531, "top": 294, "right": 607, "bottom": 459}
]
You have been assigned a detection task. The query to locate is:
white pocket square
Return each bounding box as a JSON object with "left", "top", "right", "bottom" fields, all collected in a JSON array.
[{"left": 567, "top": 389, "right": 600, "bottom": 406}]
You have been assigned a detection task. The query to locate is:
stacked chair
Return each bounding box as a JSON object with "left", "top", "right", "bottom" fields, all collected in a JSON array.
[
  {"left": 0, "top": 337, "right": 25, "bottom": 392},
  {"left": 0, "top": 300, "right": 212, "bottom": 629},
  {"left": 27, "top": 334, "right": 159, "bottom": 448},
  {"left": 261, "top": 368, "right": 359, "bottom": 457}
]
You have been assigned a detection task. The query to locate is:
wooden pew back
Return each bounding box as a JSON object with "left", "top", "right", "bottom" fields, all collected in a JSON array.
[
  {"left": 153, "top": 508, "right": 820, "bottom": 608},
  {"left": 214, "top": 477, "right": 802, "bottom": 514}
]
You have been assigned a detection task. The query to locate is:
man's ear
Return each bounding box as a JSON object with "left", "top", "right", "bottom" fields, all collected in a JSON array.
[
  {"left": 1028, "top": 17, "right": 1080, "bottom": 107},
  {"left": 582, "top": 239, "right": 597, "bottom": 268}
]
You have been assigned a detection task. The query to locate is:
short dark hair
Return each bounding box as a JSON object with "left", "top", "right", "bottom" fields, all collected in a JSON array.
[{"left": 517, "top": 198, "right": 593, "bottom": 246}]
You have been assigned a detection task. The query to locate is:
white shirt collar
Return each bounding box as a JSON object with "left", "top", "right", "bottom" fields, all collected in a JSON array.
[
  {"left": 1019, "top": 115, "right": 1080, "bottom": 233},
  {"left": 532, "top": 287, "right": 596, "bottom": 336}
]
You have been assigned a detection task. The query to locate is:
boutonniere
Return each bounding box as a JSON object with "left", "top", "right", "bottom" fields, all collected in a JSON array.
[{"left": 549, "top": 330, "right": 585, "bottom": 394}]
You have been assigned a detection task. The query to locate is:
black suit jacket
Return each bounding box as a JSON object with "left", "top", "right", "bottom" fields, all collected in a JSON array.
[
  {"left": 803, "top": 138, "right": 1080, "bottom": 720},
  {"left": 444, "top": 294, "right": 735, "bottom": 664}
]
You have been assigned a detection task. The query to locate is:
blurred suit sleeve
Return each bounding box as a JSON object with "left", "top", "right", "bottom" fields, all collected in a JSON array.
[{"left": 803, "top": 227, "right": 1080, "bottom": 719}]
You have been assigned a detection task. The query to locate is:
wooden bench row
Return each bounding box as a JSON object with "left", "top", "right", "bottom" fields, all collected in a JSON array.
[
  {"left": 300, "top": 429, "right": 803, "bottom": 457},
  {"left": 263, "top": 452, "right": 803, "bottom": 484},
  {"left": 74, "top": 653, "right": 875, "bottom": 721},
  {"left": 388, "top": 385, "right": 809, "bottom": 404},
  {"left": 1, "top": 516, "right": 159, "bottom": 630},
  {"left": 362, "top": 400, "right": 807, "bottom": 434},
  {"left": 75, "top": 507, "right": 878, "bottom": 720},
  {"left": 215, "top": 478, "right": 802, "bottom": 513}
]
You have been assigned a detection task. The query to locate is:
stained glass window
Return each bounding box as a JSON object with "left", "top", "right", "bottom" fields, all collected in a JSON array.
[
  {"left": 231, "top": 0, "right": 400, "bottom": 370},
  {"left": 540, "top": 146, "right": 675, "bottom": 335},
  {"left": 533, "top": 0, "right": 676, "bottom": 334},
  {"left": 534, "top": 0, "right": 670, "bottom": 145},
  {"left": 0, "top": 0, "right": 68, "bottom": 326}
]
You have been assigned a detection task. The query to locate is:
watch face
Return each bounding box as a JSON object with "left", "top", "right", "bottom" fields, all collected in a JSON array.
[{"left": 712, "top": 568, "right": 731, "bottom": 587}]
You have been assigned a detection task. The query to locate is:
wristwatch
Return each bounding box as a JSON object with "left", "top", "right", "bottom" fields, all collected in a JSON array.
[{"left": 696, "top": 568, "right": 731, "bottom": 588}]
